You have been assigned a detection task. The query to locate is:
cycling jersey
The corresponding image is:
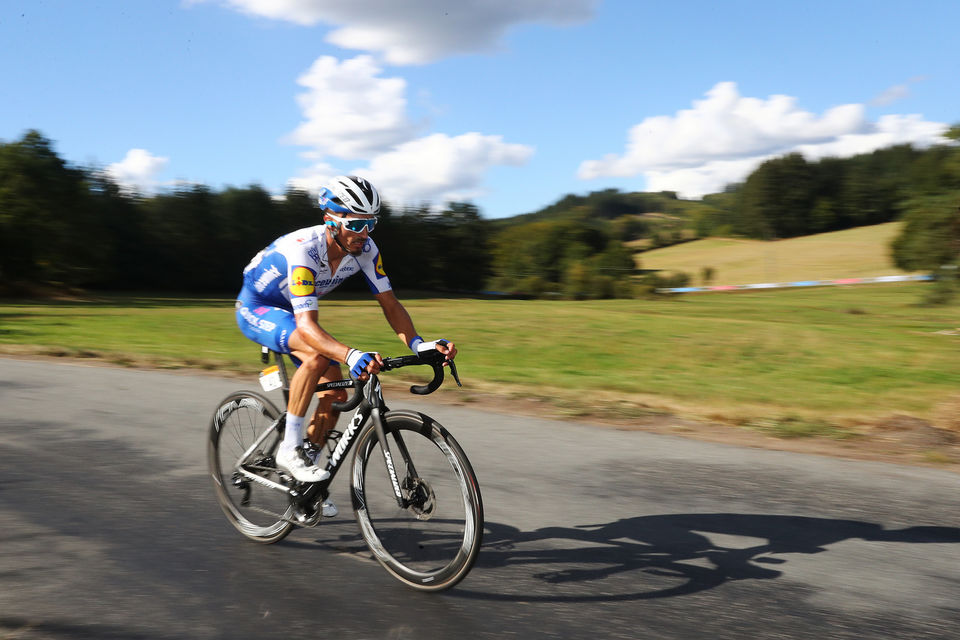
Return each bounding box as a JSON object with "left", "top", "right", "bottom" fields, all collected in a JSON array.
[{"left": 236, "top": 225, "right": 392, "bottom": 353}]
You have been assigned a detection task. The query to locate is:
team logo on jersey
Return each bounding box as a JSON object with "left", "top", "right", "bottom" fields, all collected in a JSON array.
[
  {"left": 374, "top": 253, "right": 387, "bottom": 278},
  {"left": 289, "top": 266, "right": 316, "bottom": 296}
]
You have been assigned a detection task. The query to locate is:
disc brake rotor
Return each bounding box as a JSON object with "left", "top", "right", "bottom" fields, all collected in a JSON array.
[{"left": 404, "top": 477, "right": 436, "bottom": 521}]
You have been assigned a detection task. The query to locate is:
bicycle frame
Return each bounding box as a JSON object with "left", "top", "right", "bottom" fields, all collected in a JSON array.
[
  {"left": 213, "top": 344, "right": 481, "bottom": 591},
  {"left": 249, "top": 347, "right": 411, "bottom": 513}
]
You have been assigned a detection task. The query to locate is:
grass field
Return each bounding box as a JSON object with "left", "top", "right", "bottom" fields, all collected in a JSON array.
[
  {"left": 637, "top": 222, "right": 918, "bottom": 286},
  {"left": 1, "top": 283, "right": 958, "bottom": 430}
]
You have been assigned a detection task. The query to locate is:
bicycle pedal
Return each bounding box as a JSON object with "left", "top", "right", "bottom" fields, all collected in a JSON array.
[{"left": 290, "top": 507, "right": 323, "bottom": 528}]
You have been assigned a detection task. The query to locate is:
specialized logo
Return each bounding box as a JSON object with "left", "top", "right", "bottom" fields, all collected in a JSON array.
[
  {"left": 375, "top": 253, "right": 387, "bottom": 278},
  {"left": 289, "top": 266, "right": 316, "bottom": 297}
]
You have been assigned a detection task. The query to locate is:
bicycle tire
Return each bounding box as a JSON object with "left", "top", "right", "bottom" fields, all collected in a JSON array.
[
  {"left": 208, "top": 390, "right": 295, "bottom": 543},
  {"left": 351, "top": 410, "right": 483, "bottom": 591}
]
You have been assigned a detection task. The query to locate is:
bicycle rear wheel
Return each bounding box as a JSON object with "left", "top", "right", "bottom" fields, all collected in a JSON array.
[
  {"left": 351, "top": 411, "right": 483, "bottom": 591},
  {"left": 208, "top": 390, "right": 295, "bottom": 543}
]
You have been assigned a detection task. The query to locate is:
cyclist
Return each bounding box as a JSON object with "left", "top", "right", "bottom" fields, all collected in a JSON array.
[{"left": 235, "top": 175, "right": 456, "bottom": 516}]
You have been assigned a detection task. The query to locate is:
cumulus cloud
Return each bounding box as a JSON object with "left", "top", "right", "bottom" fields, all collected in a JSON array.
[
  {"left": 579, "top": 82, "right": 950, "bottom": 198},
  {"left": 287, "top": 55, "right": 418, "bottom": 159},
  {"left": 210, "top": 0, "right": 595, "bottom": 64},
  {"left": 361, "top": 133, "right": 533, "bottom": 204},
  {"left": 285, "top": 55, "right": 534, "bottom": 206},
  {"left": 290, "top": 133, "right": 533, "bottom": 205},
  {"left": 106, "top": 149, "right": 169, "bottom": 193}
]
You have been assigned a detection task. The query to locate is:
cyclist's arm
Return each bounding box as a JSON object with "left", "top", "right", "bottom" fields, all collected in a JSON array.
[
  {"left": 292, "top": 310, "right": 355, "bottom": 364},
  {"left": 375, "top": 290, "right": 417, "bottom": 349},
  {"left": 374, "top": 290, "right": 457, "bottom": 361}
]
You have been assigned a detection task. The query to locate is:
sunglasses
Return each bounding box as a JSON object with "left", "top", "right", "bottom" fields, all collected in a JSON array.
[{"left": 328, "top": 214, "right": 377, "bottom": 233}]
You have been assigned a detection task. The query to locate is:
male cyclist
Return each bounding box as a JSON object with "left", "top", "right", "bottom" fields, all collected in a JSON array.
[{"left": 235, "top": 175, "right": 456, "bottom": 516}]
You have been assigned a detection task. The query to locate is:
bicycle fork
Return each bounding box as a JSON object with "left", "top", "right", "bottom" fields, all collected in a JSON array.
[{"left": 367, "top": 377, "right": 419, "bottom": 510}]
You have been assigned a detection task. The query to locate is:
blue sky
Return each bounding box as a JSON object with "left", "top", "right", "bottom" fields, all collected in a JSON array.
[{"left": 2, "top": 0, "right": 957, "bottom": 219}]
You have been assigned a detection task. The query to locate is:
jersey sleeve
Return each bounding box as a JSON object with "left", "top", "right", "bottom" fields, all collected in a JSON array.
[{"left": 359, "top": 239, "right": 393, "bottom": 294}]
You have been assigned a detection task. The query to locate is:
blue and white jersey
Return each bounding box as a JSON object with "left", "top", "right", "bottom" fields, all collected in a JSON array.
[{"left": 241, "top": 225, "right": 392, "bottom": 314}]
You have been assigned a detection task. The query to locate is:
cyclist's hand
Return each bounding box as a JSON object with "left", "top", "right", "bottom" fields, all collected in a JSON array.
[
  {"left": 346, "top": 348, "right": 383, "bottom": 380},
  {"left": 409, "top": 337, "right": 457, "bottom": 364}
]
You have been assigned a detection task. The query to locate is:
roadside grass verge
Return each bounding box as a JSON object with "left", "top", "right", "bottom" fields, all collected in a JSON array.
[{"left": 1, "top": 283, "right": 958, "bottom": 437}]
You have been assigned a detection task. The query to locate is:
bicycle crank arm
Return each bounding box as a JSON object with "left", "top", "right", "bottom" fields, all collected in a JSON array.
[{"left": 236, "top": 467, "right": 301, "bottom": 499}]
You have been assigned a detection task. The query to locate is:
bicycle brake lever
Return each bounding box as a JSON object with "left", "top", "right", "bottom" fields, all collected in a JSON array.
[{"left": 448, "top": 359, "right": 462, "bottom": 387}]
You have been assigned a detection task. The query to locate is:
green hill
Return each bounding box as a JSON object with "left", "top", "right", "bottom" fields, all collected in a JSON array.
[{"left": 637, "top": 222, "right": 920, "bottom": 286}]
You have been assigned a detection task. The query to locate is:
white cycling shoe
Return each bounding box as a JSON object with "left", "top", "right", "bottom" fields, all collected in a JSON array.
[
  {"left": 276, "top": 446, "right": 331, "bottom": 483},
  {"left": 320, "top": 500, "right": 338, "bottom": 518}
]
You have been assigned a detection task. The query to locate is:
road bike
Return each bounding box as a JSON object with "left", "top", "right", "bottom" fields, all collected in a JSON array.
[{"left": 207, "top": 346, "right": 483, "bottom": 591}]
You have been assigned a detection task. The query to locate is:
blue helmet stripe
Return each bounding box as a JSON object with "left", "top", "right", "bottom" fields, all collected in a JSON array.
[{"left": 317, "top": 187, "right": 352, "bottom": 214}]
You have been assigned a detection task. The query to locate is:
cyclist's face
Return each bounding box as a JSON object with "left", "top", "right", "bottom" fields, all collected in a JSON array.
[{"left": 326, "top": 212, "right": 374, "bottom": 255}]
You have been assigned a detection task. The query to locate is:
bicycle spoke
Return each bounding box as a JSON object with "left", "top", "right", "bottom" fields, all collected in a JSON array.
[{"left": 208, "top": 391, "right": 294, "bottom": 543}]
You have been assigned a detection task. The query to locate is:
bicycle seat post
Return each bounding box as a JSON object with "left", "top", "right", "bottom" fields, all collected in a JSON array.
[{"left": 274, "top": 351, "right": 291, "bottom": 405}]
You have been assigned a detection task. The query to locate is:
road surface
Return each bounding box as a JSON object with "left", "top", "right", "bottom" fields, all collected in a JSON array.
[{"left": 1, "top": 358, "right": 959, "bottom": 639}]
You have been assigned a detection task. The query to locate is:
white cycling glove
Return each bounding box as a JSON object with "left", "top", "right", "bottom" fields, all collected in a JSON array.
[
  {"left": 409, "top": 336, "right": 450, "bottom": 354},
  {"left": 345, "top": 348, "right": 378, "bottom": 378}
]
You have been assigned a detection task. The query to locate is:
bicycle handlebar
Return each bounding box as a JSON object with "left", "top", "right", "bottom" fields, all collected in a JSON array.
[{"left": 329, "top": 348, "right": 461, "bottom": 412}]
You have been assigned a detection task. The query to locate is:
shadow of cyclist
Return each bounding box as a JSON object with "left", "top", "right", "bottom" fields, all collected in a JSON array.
[{"left": 452, "top": 513, "right": 960, "bottom": 602}]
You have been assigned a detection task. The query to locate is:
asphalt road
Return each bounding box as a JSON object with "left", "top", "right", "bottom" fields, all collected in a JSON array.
[{"left": 1, "top": 357, "right": 959, "bottom": 639}]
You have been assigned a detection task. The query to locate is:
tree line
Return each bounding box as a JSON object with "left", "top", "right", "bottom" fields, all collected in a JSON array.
[
  {"left": 697, "top": 133, "right": 960, "bottom": 240},
  {"left": 1, "top": 128, "right": 958, "bottom": 300},
  {"left": 0, "top": 130, "right": 489, "bottom": 296}
]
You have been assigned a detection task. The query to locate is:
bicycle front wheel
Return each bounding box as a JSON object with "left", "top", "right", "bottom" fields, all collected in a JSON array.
[
  {"left": 352, "top": 410, "right": 483, "bottom": 591},
  {"left": 208, "top": 390, "right": 294, "bottom": 543}
]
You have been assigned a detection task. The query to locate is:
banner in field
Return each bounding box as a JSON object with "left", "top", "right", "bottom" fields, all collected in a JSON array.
[{"left": 659, "top": 274, "right": 934, "bottom": 294}]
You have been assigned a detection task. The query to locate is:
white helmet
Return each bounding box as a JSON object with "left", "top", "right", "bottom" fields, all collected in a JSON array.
[{"left": 317, "top": 175, "right": 381, "bottom": 216}]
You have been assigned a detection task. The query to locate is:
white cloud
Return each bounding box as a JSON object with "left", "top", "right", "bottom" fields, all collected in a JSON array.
[
  {"left": 286, "top": 55, "right": 534, "bottom": 207},
  {"left": 106, "top": 149, "right": 169, "bottom": 193},
  {"left": 209, "top": 0, "right": 596, "bottom": 64},
  {"left": 289, "top": 133, "right": 533, "bottom": 206},
  {"left": 361, "top": 133, "right": 534, "bottom": 204},
  {"left": 286, "top": 161, "right": 341, "bottom": 195},
  {"left": 579, "top": 82, "right": 950, "bottom": 198},
  {"left": 286, "top": 55, "right": 417, "bottom": 159}
]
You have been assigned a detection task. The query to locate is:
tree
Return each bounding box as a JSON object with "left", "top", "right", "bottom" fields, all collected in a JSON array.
[
  {"left": 737, "top": 153, "right": 817, "bottom": 239},
  {"left": 0, "top": 130, "right": 96, "bottom": 288},
  {"left": 891, "top": 193, "right": 960, "bottom": 303}
]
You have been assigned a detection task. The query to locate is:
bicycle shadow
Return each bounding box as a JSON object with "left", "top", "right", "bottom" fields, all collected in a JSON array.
[{"left": 453, "top": 513, "right": 960, "bottom": 603}]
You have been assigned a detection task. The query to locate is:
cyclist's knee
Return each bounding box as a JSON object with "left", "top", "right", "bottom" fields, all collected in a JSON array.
[{"left": 298, "top": 351, "right": 329, "bottom": 374}]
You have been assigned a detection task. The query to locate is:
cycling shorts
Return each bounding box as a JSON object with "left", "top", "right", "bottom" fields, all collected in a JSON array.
[
  {"left": 236, "top": 288, "right": 298, "bottom": 354},
  {"left": 235, "top": 288, "right": 340, "bottom": 369}
]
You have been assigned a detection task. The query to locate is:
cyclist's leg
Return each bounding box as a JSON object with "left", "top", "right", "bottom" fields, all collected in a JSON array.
[
  {"left": 236, "top": 291, "right": 331, "bottom": 484},
  {"left": 307, "top": 360, "right": 347, "bottom": 448},
  {"left": 236, "top": 292, "right": 313, "bottom": 449},
  {"left": 285, "top": 346, "right": 325, "bottom": 418}
]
